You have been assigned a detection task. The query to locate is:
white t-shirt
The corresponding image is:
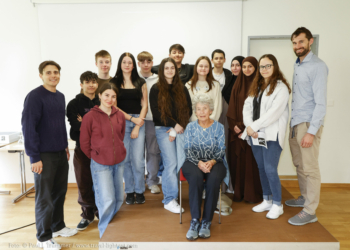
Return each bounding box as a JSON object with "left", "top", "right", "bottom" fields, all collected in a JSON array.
[{"left": 213, "top": 70, "right": 226, "bottom": 91}]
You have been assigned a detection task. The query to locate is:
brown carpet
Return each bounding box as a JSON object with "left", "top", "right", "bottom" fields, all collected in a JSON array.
[{"left": 101, "top": 184, "right": 338, "bottom": 243}]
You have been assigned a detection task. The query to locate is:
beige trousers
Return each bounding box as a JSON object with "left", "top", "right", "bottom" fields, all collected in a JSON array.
[{"left": 289, "top": 122, "right": 323, "bottom": 215}]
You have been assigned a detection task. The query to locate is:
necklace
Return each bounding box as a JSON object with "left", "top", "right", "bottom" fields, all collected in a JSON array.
[{"left": 199, "top": 120, "right": 213, "bottom": 131}]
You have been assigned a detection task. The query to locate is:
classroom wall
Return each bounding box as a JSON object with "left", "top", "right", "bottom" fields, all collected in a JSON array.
[{"left": 241, "top": 0, "right": 350, "bottom": 183}]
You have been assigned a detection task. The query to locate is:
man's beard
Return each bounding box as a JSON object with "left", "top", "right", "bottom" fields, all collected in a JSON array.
[{"left": 294, "top": 44, "right": 310, "bottom": 57}]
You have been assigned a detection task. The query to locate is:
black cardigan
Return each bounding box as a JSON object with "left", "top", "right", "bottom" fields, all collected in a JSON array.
[
  {"left": 152, "top": 63, "right": 194, "bottom": 85},
  {"left": 149, "top": 84, "right": 192, "bottom": 128}
]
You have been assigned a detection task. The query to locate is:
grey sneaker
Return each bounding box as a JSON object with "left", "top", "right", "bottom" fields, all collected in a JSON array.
[
  {"left": 288, "top": 210, "right": 318, "bottom": 226},
  {"left": 285, "top": 196, "right": 305, "bottom": 207},
  {"left": 148, "top": 185, "right": 160, "bottom": 194},
  {"left": 198, "top": 220, "right": 211, "bottom": 239},
  {"left": 186, "top": 219, "right": 200, "bottom": 241}
]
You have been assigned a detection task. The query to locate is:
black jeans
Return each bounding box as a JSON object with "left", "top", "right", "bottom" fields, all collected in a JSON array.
[
  {"left": 34, "top": 150, "right": 68, "bottom": 242},
  {"left": 73, "top": 146, "right": 98, "bottom": 220},
  {"left": 182, "top": 160, "right": 226, "bottom": 222}
]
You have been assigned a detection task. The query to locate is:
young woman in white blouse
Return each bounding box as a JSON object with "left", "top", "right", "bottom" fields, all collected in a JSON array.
[
  {"left": 240, "top": 54, "right": 291, "bottom": 219},
  {"left": 185, "top": 56, "right": 222, "bottom": 122}
]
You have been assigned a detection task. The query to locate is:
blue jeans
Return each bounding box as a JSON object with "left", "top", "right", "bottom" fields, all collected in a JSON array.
[
  {"left": 250, "top": 138, "right": 282, "bottom": 205},
  {"left": 158, "top": 155, "right": 164, "bottom": 177},
  {"left": 155, "top": 126, "right": 178, "bottom": 204},
  {"left": 90, "top": 159, "right": 124, "bottom": 238},
  {"left": 122, "top": 114, "right": 145, "bottom": 194}
]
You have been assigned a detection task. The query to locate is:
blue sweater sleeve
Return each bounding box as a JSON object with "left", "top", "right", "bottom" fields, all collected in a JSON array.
[
  {"left": 184, "top": 123, "right": 199, "bottom": 165},
  {"left": 213, "top": 123, "right": 226, "bottom": 162},
  {"left": 21, "top": 92, "right": 42, "bottom": 164}
]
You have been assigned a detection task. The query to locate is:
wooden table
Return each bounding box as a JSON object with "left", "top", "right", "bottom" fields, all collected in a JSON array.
[{"left": 0, "top": 140, "right": 76, "bottom": 203}]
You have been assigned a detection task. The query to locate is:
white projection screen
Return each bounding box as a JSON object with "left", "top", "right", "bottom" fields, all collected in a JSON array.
[{"left": 37, "top": 1, "right": 242, "bottom": 102}]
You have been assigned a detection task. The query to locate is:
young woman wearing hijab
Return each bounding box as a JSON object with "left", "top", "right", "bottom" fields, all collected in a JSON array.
[
  {"left": 241, "top": 54, "right": 291, "bottom": 219},
  {"left": 226, "top": 57, "right": 263, "bottom": 203},
  {"left": 149, "top": 57, "right": 192, "bottom": 213},
  {"left": 220, "top": 56, "right": 245, "bottom": 193},
  {"left": 222, "top": 56, "right": 245, "bottom": 104}
]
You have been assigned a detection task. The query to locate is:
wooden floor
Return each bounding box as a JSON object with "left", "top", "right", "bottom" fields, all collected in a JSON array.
[{"left": 0, "top": 184, "right": 349, "bottom": 249}]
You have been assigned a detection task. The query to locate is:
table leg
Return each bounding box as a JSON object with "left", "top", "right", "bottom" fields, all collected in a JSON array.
[
  {"left": 8, "top": 150, "right": 36, "bottom": 203},
  {"left": 0, "top": 190, "right": 11, "bottom": 195}
]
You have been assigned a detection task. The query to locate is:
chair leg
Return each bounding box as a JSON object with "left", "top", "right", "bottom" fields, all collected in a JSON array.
[
  {"left": 219, "top": 185, "right": 222, "bottom": 224},
  {"left": 180, "top": 180, "right": 182, "bottom": 224}
]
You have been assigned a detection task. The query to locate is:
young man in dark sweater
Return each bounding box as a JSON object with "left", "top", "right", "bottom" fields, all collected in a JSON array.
[
  {"left": 22, "top": 61, "right": 77, "bottom": 250},
  {"left": 66, "top": 71, "right": 100, "bottom": 230}
]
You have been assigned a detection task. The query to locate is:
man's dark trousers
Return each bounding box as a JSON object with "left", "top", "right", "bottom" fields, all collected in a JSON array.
[{"left": 34, "top": 150, "right": 68, "bottom": 242}]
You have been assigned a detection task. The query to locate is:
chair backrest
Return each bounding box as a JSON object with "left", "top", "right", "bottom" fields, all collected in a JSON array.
[{"left": 179, "top": 168, "right": 187, "bottom": 181}]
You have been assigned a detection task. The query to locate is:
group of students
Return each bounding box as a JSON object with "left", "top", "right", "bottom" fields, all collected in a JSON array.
[{"left": 21, "top": 26, "right": 328, "bottom": 249}]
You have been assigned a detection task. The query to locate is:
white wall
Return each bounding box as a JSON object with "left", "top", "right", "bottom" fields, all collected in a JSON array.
[
  {"left": 242, "top": 0, "right": 350, "bottom": 183},
  {"left": 36, "top": 2, "right": 242, "bottom": 105},
  {"left": 0, "top": 1, "right": 242, "bottom": 184},
  {"left": 0, "top": 0, "right": 77, "bottom": 184}
]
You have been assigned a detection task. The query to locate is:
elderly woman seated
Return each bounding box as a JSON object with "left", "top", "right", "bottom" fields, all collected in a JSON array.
[{"left": 182, "top": 93, "right": 227, "bottom": 240}]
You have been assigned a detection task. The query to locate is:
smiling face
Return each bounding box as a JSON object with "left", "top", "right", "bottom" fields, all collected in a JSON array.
[
  {"left": 80, "top": 79, "right": 98, "bottom": 95},
  {"left": 169, "top": 49, "right": 184, "bottom": 65},
  {"left": 121, "top": 56, "right": 133, "bottom": 73},
  {"left": 242, "top": 61, "right": 255, "bottom": 77},
  {"left": 292, "top": 33, "right": 313, "bottom": 58},
  {"left": 231, "top": 60, "right": 241, "bottom": 76},
  {"left": 259, "top": 57, "right": 274, "bottom": 81},
  {"left": 96, "top": 56, "right": 111, "bottom": 75},
  {"left": 197, "top": 59, "right": 210, "bottom": 77},
  {"left": 164, "top": 61, "right": 176, "bottom": 82},
  {"left": 195, "top": 102, "right": 212, "bottom": 122},
  {"left": 99, "top": 89, "right": 117, "bottom": 108},
  {"left": 40, "top": 65, "right": 60, "bottom": 88}
]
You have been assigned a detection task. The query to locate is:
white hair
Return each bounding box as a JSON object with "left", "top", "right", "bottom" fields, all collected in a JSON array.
[{"left": 192, "top": 93, "right": 214, "bottom": 111}]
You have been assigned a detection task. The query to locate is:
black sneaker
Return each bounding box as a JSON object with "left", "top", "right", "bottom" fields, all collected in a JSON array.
[
  {"left": 135, "top": 193, "right": 145, "bottom": 204},
  {"left": 126, "top": 193, "right": 135, "bottom": 205},
  {"left": 76, "top": 218, "right": 93, "bottom": 231}
]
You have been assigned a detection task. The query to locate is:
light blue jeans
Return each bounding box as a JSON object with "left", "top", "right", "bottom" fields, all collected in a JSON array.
[
  {"left": 122, "top": 114, "right": 146, "bottom": 194},
  {"left": 90, "top": 159, "right": 124, "bottom": 238},
  {"left": 155, "top": 126, "right": 178, "bottom": 204}
]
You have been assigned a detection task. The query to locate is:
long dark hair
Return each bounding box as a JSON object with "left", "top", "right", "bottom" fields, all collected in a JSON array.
[
  {"left": 248, "top": 54, "right": 291, "bottom": 97},
  {"left": 157, "top": 57, "right": 190, "bottom": 128},
  {"left": 189, "top": 56, "right": 216, "bottom": 93},
  {"left": 111, "top": 52, "right": 144, "bottom": 97}
]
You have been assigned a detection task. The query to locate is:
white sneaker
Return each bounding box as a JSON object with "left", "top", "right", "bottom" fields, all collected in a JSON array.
[
  {"left": 164, "top": 199, "right": 184, "bottom": 213},
  {"left": 158, "top": 176, "right": 162, "bottom": 185},
  {"left": 266, "top": 204, "right": 284, "bottom": 219},
  {"left": 252, "top": 200, "right": 272, "bottom": 212},
  {"left": 52, "top": 227, "right": 78, "bottom": 238},
  {"left": 148, "top": 185, "right": 160, "bottom": 194},
  {"left": 36, "top": 239, "right": 61, "bottom": 250}
]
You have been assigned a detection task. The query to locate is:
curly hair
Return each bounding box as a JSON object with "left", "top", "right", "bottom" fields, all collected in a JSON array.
[
  {"left": 248, "top": 54, "right": 291, "bottom": 97},
  {"left": 157, "top": 57, "right": 190, "bottom": 128}
]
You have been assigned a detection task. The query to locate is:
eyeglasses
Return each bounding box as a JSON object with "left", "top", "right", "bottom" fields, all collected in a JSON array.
[{"left": 259, "top": 64, "right": 273, "bottom": 70}]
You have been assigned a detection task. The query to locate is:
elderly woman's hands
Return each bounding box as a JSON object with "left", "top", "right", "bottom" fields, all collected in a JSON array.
[{"left": 198, "top": 160, "right": 216, "bottom": 173}]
